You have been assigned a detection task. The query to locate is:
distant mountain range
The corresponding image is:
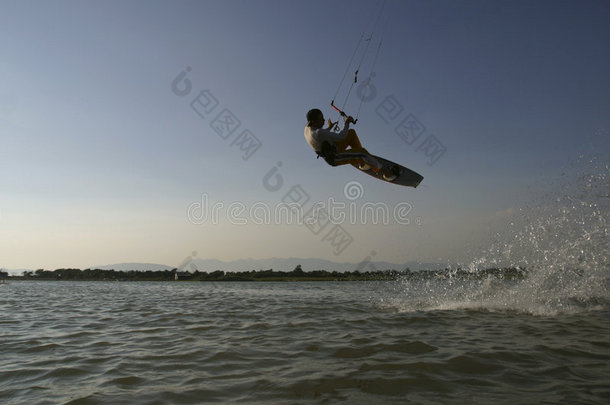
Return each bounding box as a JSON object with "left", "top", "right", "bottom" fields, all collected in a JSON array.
[
  {"left": 89, "top": 262, "right": 176, "bottom": 272},
  {"left": 5, "top": 258, "right": 445, "bottom": 276}
]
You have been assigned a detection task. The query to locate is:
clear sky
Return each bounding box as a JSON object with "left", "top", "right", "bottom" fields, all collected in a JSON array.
[{"left": 1, "top": 0, "right": 609, "bottom": 270}]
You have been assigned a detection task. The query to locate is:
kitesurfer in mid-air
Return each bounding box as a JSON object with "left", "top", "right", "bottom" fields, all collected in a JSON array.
[{"left": 304, "top": 108, "right": 399, "bottom": 181}]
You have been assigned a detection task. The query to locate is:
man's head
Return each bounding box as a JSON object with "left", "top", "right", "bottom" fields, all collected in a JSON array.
[{"left": 306, "top": 108, "right": 324, "bottom": 128}]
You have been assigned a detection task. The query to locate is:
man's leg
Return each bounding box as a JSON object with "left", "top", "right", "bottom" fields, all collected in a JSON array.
[
  {"left": 331, "top": 151, "right": 370, "bottom": 167},
  {"left": 333, "top": 129, "right": 381, "bottom": 170},
  {"left": 334, "top": 129, "right": 363, "bottom": 152}
]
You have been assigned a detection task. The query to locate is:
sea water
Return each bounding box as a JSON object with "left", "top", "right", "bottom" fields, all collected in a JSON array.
[
  {"left": 1, "top": 161, "right": 608, "bottom": 404},
  {"left": 1, "top": 279, "right": 608, "bottom": 404}
]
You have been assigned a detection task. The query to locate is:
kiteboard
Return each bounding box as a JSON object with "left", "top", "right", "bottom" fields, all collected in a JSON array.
[{"left": 353, "top": 155, "right": 423, "bottom": 188}]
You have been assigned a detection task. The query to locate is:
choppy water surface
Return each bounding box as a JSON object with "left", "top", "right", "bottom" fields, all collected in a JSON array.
[
  {"left": 1, "top": 279, "right": 608, "bottom": 405},
  {"left": 2, "top": 160, "right": 608, "bottom": 404}
]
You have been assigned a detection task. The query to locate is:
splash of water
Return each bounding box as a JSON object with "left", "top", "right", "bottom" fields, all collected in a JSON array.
[{"left": 382, "top": 157, "right": 609, "bottom": 316}]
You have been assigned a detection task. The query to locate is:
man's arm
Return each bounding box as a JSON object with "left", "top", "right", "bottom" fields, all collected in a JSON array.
[
  {"left": 316, "top": 119, "right": 351, "bottom": 143},
  {"left": 323, "top": 115, "right": 354, "bottom": 139}
]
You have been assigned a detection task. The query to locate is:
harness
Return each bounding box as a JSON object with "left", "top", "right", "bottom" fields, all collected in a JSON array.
[{"left": 315, "top": 141, "right": 338, "bottom": 166}]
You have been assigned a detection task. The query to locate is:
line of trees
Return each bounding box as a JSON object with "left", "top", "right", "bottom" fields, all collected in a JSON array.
[
  {"left": 10, "top": 266, "right": 526, "bottom": 281},
  {"left": 20, "top": 268, "right": 176, "bottom": 281}
]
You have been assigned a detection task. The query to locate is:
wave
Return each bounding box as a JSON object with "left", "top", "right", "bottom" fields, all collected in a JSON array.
[{"left": 384, "top": 156, "right": 610, "bottom": 316}]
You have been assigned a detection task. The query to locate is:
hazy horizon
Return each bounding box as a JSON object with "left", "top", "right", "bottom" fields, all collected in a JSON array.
[{"left": 4, "top": 255, "right": 450, "bottom": 275}]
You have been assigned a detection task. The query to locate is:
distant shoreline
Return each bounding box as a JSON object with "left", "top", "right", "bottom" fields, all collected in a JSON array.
[{"left": 5, "top": 267, "right": 527, "bottom": 282}]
